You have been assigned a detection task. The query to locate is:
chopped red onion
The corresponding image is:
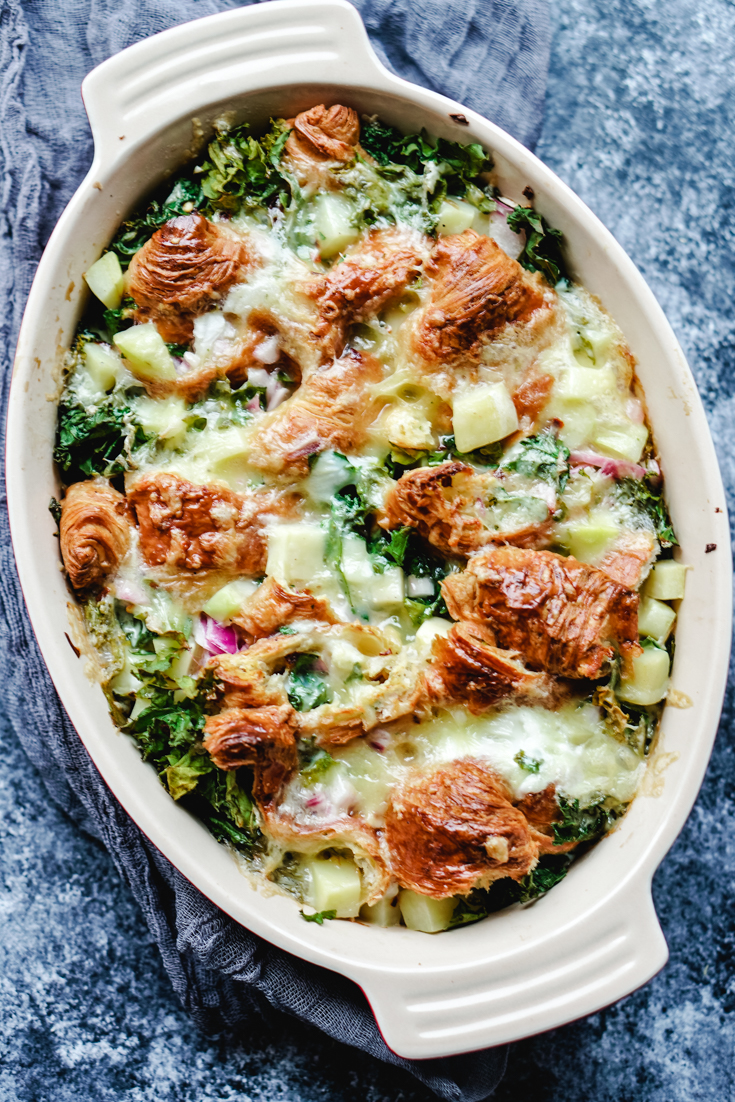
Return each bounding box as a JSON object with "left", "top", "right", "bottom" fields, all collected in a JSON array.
[
  {"left": 254, "top": 335, "right": 280, "bottom": 364},
  {"left": 115, "top": 579, "right": 148, "bottom": 605},
  {"left": 626, "top": 398, "right": 645, "bottom": 424},
  {"left": 266, "top": 375, "right": 290, "bottom": 411},
  {"left": 193, "top": 614, "right": 239, "bottom": 655},
  {"left": 367, "top": 728, "right": 391, "bottom": 752},
  {"left": 570, "top": 450, "right": 646, "bottom": 480},
  {"left": 245, "top": 395, "right": 261, "bottom": 413},
  {"left": 288, "top": 434, "right": 322, "bottom": 459}
]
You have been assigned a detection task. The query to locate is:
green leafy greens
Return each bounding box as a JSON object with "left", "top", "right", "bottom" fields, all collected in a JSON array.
[
  {"left": 506, "top": 205, "right": 568, "bottom": 285},
  {"left": 300, "top": 909, "right": 337, "bottom": 925},
  {"left": 286, "top": 654, "right": 332, "bottom": 712},
  {"left": 552, "top": 796, "right": 624, "bottom": 847},
  {"left": 502, "top": 426, "right": 570, "bottom": 491},
  {"left": 613, "top": 475, "right": 677, "bottom": 547},
  {"left": 54, "top": 400, "right": 147, "bottom": 482}
]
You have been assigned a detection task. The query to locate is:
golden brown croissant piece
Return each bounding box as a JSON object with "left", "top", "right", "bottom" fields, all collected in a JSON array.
[
  {"left": 232, "top": 576, "right": 338, "bottom": 643},
  {"left": 247, "top": 348, "right": 384, "bottom": 476},
  {"left": 127, "top": 212, "right": 249, "bottom": 344},
  {"left": 424, "top": 622, "right": 557, "bottom": 713},
  {"left": 284, "top": 104, "right": 361, "bottom": 187},
  {"left": 127, "top": 472, "right": 296, "bottom": 579},
  {"left": 409, "top": 230, "right": 545, "bottom": 365},
  {"left": 60, "top": 481, "right": 131, "bottom": 591},
  {"left": 442, "top": 546, "right": 641, "bottom": 680},
  {"left": 380, "top": 460, "right": 553, "bottom": 558},
  {"left": 203, "top": 704, "right": 299, "bottom": 801},
  {"left": 384, "top": 759, "right": 541, "bottom": 898},
  {"left": 305, "top": 228, "right": 424, "bottom": 358}
]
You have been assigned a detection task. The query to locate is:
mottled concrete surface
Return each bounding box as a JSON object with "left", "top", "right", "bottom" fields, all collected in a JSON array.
[{"left": 2, "top": 1, "right": 734, "bottom": 1098}]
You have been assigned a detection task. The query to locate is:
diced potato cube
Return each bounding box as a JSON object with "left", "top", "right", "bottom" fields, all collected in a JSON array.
[
  {"left": 567, "top": 521, "right": 618, "bottom": 564},
  {"left": 266, "top": 524, "right": 326, "bottom": 585},
  {"left": 435, "top": 199, "right": 476, "bottom": 236},
  {"left": 203, "top": 579, "right": 259, "bottom": 623},
  {"left": 84, "top": 342, "right": 122, "bottom": 393},
  {"left": 204, "top": 426, "right": 253, "bottom": 480},
  {"left": 314, "top": 193, "right": 360, "bottom": 258},
  {"left": 135, "top": 396, "right": 187, "bottom": 444},
  {"left": 415, "top": 616, "right": 453, "bottom": 652},
  {"left": 306, "top": 855, "right": 362, "bottom": 918},
  {"left": 114, "top": 323, "right": 177, "bottom": 382},
  {"left": 398, "top": 890, "right": 455, "bottom": 933},
  {"left": 452, "top": 381, "right": 519, "bottom": 453},
  {"left": 369, "top": 567, "right": 405, "bottom": 609},
  {"left": 555, "top": 400, "right": 597, "bottom": 450},
  {"left": 638, "top": 596, "right": 676, "bottom": 641},
  {"left": 84, "top": 251, "right": 125, "bottom": 309},
  {"left": 341, "top": 536, "right": 373, "bottom": 586},
  {"left": 643, "top": 560, "right": 688, "bottom": 600},
  {"left": 556, "top": 366, "right": 616, "bottom": 401},
  {"left": 593, "top": 423, "right": 649, "bottom": 464},
  {"left": 617, "top": 646, "right": 670, "bottom": 706},
  {"left": 359, "top": 894, "right": 401, "bottom": 927}
]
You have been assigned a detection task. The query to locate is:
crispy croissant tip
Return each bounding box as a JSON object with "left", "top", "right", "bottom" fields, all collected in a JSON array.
[{"left": 60, "top": 481, "right": 131, "bottom": 592}]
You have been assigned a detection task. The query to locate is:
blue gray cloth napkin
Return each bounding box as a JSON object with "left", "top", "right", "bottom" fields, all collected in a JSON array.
[{"left": 0, "top": 1, "right": 550, "bottom": 1097}]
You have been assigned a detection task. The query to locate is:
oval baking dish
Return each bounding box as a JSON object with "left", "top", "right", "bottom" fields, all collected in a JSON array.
[{"left": 6, "top": 0, "right": 731, "bottom": 1059}]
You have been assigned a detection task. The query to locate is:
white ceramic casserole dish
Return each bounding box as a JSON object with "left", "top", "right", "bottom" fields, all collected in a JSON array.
[{"left": 6, "top": 0, "right": 732, "bottom": 1059}]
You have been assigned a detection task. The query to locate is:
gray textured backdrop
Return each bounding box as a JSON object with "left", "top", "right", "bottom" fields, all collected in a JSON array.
[{"left": 2, "top": 1, "right": 734, "bottom": 1099}]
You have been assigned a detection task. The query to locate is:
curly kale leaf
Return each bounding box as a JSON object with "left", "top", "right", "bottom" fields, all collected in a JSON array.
[
  {"left": 361, "top": 120, "right": 491, "bottom": 198},
  {"left": 300, "top": 909, "right": 337, "bottom": 925},
  {"left": 506, "top": 205, "right": 568, "bottom": 286},
  {"left": 368, "top": 526, "right": 412, "bottom": 572},
  {"left": 449, "top": 854, "right": 573, "bottom": 926},
  {"left": 612, "top": 476, "right": 677, "bottom": 547},
  {"left": 286, "top": 654, "right": 332, "bottom": 712},
  {"left": 553, "top": 796, "right": 624, "bottom": 847},
  {"left": 54, "top": 400, "right": 147, "bottom": 482},
  {"left": 501, "top": 427, "right": 571, "bottom": 490},
  {"left": 197, "top": 119, "right": 291, "bottom": 212},
  {"left": 298, "top": 739, "right": 337, "bottom": 785}
]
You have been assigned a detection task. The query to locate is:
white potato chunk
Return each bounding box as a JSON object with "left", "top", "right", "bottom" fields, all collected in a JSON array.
[
  {"left": 643, "top": 560, "right": 688, "bottom": 600},
  {"left": 84, "top": 342, "right": 122, "bottom": 393},
  {"left": 341, "top": 536, "right": 373, "bottom": 586},
  {"left": 314, "top": 193, "right": 360, "bottom": 258},
  {"left": 556, "top": 365, "right": 617, "bottom": 401},
  {"left": 638, "top": 596, "right": 676, "bottom": 642},
  {"left": 593, "top": 423, "right": 648, "bottom": 464},
  {"left": 114, "top": 323, "right": 177, "bottom": 382},
  {"left": 359, "top": 893, "right": 401, "bottom": 927},
  {"left": 84, "top": 251, "right": 124, "bottom": 310},
  {"left": 435, "top": 199, "right": 476, "bottom": 236},
  {"left": 306, "top": 855, "right": 362, "bottom": 918},
  {"left": 266, "top": 524, "right": 326, "bottom": 585},
  {"left": 369, "top": 567, "right": 405, "bottom": 609},
  {"left": 202, "top": 579, "right": 259, "bottom": 623},
  {"left": 398, "top": 890, "right": 455, "bottom": 933},
  {"left": 452, "top": 381, "right": 519, "bottom": 453},
  {"left": 135, "top": 396, "right": 187, "bottom": 445},
  {"left": 617, "top": 647, "right": 670, "bottom": 706},
  {"left": 566, "top": 520, "right": 618, "bottom": 564}
]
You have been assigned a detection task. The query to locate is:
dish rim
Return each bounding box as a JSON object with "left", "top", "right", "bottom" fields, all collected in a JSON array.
[{"left": 6, "top": 0, "right": 732, "bottom": 1058}]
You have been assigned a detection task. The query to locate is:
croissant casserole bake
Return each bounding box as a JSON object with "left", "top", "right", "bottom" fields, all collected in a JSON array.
[{"left": 53, "top": 104, "right": 684, "bottom": 932}]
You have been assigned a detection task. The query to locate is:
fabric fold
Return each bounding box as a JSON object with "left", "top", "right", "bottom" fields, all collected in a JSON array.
[{"left": 0, "top": 1, "right": 550, "bottom": 1097}]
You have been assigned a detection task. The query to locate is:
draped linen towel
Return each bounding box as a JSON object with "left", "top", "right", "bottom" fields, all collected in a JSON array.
[{"left": 0, "top": 1, "right": 551, "bottom": 1097}]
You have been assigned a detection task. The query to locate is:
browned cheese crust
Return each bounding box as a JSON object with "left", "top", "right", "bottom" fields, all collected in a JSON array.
[
  {"left": 232, "top": 575, "right": 339, "bottom": 642},
  {"left": 425, "top": 622, "right": 558, "bottom": 713},
  {"left": 511, "top": 372, "right": 555, "bottom": 424},
  {"left": 60, "top": 481, "right": 132, "bottom": 591},
  {"left": 384, "top": 759, "right": 541, "bottom": 898},
  {"left": 283, "top": 104, "right": 361, "bottom": 189},
  {"left": 380, "top": 460, "right": 552, "bottom": 557},
  {"left": 127, "top": 472, "right": 296, "bottom": 578},
  {"left": 442, "top": 546, "right": 641, "bottom": 680},
  {"left": 247, "top": 348, "right": 384, "bottom": 476},
  {"left": 127, "top": 212, "right": 250, "bottom": 344},
  {"left": 203, "top": 704, "right": 298, "bottom": 801},
  {"left": 409, "top": 230, "right": 546, "bottom": 365},
  {"left": 305, "top": 228, "right": 424, "bottom": 359}
]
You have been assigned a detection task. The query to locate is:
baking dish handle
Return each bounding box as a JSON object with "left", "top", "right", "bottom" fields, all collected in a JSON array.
[
  {"left": 357, "top": 879, "right": 668, "bottom": 1057},
  {"left": 81, "top": 0, "right": 391, "bottom": 164}
]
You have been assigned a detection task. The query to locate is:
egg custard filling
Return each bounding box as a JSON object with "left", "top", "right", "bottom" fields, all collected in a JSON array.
[{"left": 54, "top": 104, "right": 683, "bottom": 932}]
